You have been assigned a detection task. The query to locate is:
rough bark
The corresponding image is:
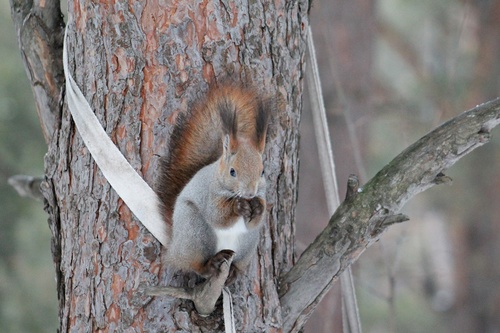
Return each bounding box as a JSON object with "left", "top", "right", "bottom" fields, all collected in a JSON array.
[{"left": 11, "top": 0, "right": 308, "bottom": 332}]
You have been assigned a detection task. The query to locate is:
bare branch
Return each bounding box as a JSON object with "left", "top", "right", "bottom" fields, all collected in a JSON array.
[
  {"left": 279, "top": 98, "right": 500, "bottom": 332},
  {"left": 8, "top": 175, "right": 44, "bottom": 201}
]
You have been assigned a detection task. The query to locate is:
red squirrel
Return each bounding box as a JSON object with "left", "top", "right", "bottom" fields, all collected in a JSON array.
[{"left": 157, "top": 85, "right": 270, "bottom": 283}]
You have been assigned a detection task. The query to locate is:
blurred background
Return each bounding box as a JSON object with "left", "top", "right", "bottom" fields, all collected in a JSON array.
[
  {"left": 1, "top": 0, "right": 499, "bottom": 332},
  {"left": 297, "top": 0, "right": 500, "bottom": 332}
]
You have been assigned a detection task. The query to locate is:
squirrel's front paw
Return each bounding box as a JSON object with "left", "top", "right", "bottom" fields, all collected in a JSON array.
[
  {"left": 245, "top": 197, "right": 265, "bottom": 228},
  {"left": 234, "top": 197, "right": 264, "bottom": 219},
  {"left": 234, "top": 197, "right": 253, "bottom": 218},
  {"left": 249, "top": 197, "right": 264, "bottom": 217}
]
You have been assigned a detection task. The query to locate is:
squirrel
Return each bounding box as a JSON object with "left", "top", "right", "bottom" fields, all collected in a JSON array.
[{"left": 157, "top": 85, "right": 270, "bottom": 283}]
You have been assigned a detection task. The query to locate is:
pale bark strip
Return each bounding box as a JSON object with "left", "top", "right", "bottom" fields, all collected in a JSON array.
[
  {"left": 279, "top": 98, "right": 500, "bottom": 332},
  {"left": 62, "top": 27, "right": 169, "bottom": 246}
]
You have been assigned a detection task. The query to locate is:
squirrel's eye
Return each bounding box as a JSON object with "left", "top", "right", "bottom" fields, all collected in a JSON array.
[
  {"left": 261, "top": 170, "right": 265, "bottom": 177},
  {"left": 230, "top": 168, "right": 236, "bottom": 177}
]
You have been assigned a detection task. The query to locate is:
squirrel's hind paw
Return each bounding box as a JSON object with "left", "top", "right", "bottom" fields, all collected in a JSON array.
[{"left": 200, "top": 250, "right": 235, "bottom": 279}]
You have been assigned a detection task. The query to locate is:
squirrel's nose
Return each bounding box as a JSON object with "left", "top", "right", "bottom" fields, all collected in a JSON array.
[{"left": 241, "top": 184, "right": 258, "bottom": 199}]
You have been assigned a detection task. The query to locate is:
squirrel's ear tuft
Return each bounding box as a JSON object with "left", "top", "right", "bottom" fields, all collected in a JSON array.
[
  {"left": 219, "top": 99, "right": 238, "bottom": 138},
  {"left": 255, "top": 99, "right": 271, "bottom": 153}
]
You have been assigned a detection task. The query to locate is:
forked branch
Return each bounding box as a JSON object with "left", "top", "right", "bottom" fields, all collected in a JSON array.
[
  {"left": 139, "top": 252, "right": 234, "bottom": 316},
  {"left": 279, "top": 98, "right": 500, "bottom": 332}
]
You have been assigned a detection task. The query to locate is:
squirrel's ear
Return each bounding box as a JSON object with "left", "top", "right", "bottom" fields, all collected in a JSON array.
[
  {"left": 222, "top": 134, "right": 238, "bottom": 158},
  {"left": 223, "top": 134, "right": 230, "bottom": 156},
  {"left": 255, "top": 98, "right": 271, "bottom": 154}
]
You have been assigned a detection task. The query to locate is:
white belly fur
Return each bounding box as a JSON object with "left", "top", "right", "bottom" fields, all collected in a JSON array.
[{"left": 214, "top": 217, "right": 248, "bottom": 253}]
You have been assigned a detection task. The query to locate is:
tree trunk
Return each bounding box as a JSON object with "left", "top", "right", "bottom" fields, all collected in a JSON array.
[{"left": 12, "top": 0, "right": 308, "bottom": 331}]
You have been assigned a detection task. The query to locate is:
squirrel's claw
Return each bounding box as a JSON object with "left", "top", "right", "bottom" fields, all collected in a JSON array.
[
  {"left": 234, "top": 197, "right": 264, "bottom": 224},
  {"left": 200, "top": 249, "right": 235, "bottom": 279},
  {"left": 234, "top": 197, "right": 252, "bottom": 218}
]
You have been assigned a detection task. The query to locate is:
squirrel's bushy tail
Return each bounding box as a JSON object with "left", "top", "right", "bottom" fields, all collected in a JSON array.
[{"left": 157, "top": 85, "right": 269, "bottom": 224}]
